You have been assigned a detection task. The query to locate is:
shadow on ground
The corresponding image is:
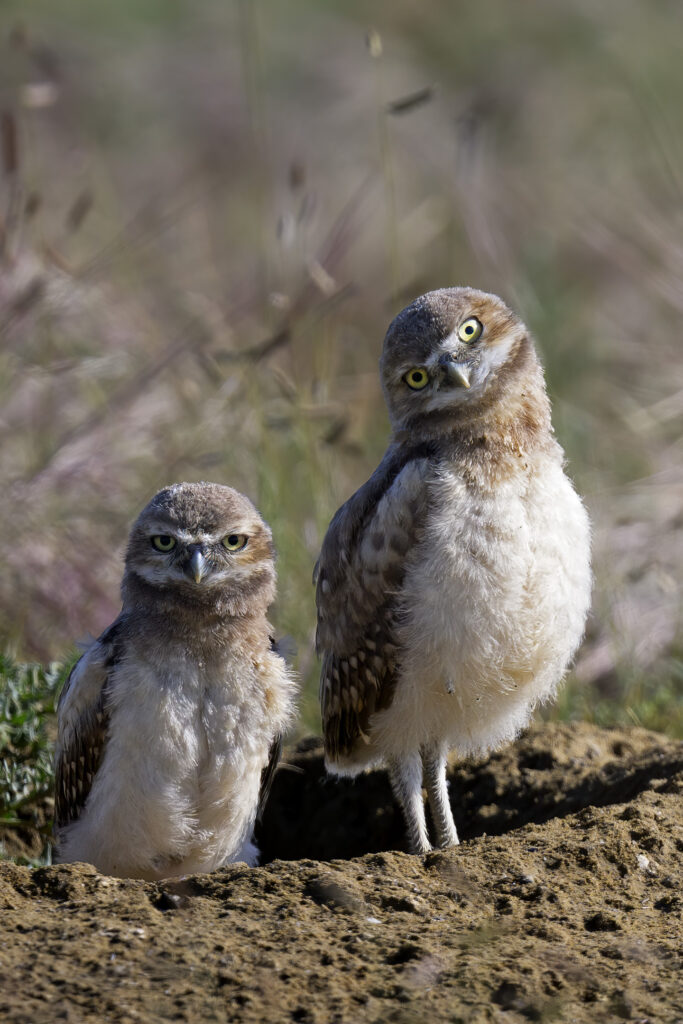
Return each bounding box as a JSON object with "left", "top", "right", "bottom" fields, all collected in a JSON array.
[{"left": 257, "top": 722, "right": 683, "bottom": 862}]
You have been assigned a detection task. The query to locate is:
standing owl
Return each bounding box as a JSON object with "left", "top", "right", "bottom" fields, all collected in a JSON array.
[
  {"left": 316, "top": 287, "right": 591, "bottom": 855},
  {"left": 54, "top": 482, "right": 296, "bottom": 879}
]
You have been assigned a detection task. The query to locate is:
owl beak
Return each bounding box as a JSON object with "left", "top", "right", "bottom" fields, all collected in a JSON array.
[
  {"left": 188, "top": 547, "right": 208, "bottom": 584},
  {"left": 440, "top": 357, "right": 471, "bottom": 389}
]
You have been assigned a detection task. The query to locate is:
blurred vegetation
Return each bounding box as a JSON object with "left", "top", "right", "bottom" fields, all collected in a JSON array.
[
  {"left": 0, "top": 654, "right": 68, "bottom": 863},
  {"left": 0, "top": 655, "right": 64, "bottom": 811},
  {"left": 0, "top": 0, "right": 681, "bottom": 871}
]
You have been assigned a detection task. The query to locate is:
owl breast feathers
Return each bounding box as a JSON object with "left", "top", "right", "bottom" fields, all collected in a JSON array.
[{"left": 315, "top": 288, "right": 590, "bottom": 851}]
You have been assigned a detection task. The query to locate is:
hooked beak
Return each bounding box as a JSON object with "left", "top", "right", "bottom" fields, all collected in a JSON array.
[
  {"left": 439, "top": 356, "right": 471, "bottom": 389},
  {"left": 188, "top": 546, "right": 208, "bottom": 584}
]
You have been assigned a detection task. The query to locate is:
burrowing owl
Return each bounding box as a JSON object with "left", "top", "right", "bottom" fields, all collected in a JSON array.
[
  {"left": 316, "top": 287, "right": 591, "bottom": 855},
  {"left": 54, "top": 482, "right": 296, "bottom": 879}
]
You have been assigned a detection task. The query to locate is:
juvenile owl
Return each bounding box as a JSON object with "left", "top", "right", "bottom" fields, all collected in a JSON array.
[
  {"left": 54, "top": 482, "right": 296, "bottom": 879},
  {"left": 316, "top": 287, "right": 591, "bottom": 855}
]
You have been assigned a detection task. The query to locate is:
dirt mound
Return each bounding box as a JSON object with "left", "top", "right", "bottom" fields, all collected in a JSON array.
[{"left": 1, "top": 723, "right": 681, "bottom": 1023}]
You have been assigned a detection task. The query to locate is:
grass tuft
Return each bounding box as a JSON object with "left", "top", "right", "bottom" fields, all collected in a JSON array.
[{"left": 0, "top": 655, "right": 74, "bottom": 863}]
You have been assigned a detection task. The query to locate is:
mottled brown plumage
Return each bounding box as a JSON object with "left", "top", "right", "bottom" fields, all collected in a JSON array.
[
  {"left": 55, "top": 680, "right": 109, "bottom": 829},
  {"left": 316, "top": 441, "right": 433, "bottom": 759},
  {"left": 54, "top": 621, "right": 121, "bottom": 831}
]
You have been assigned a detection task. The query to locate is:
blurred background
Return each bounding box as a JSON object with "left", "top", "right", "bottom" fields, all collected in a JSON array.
[{"left": 0, "top": 0, "right": 681, "bottom": 737}]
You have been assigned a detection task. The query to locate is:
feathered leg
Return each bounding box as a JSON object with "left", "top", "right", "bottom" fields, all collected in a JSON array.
[
  {"left": 422, "top": 743, "right": 459, "bottom": 848},
  {"left": 388, "top": 751, "right": 431, "bottom": 855}
]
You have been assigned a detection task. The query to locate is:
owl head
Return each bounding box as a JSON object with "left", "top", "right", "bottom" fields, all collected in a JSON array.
[
  {"left": 122, "top": 482, "right": 276, "bottom": 617},
  {"left": 379, "top": 287, "right": 545, "bottom": 434}
]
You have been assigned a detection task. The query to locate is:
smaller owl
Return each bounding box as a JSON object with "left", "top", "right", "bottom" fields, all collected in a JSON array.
[
  {"left": 54, "top": 482, "right": 296, "bottom": 880},
  {"left": 316, "top": 287, "right": 591, "bottom": 855}
]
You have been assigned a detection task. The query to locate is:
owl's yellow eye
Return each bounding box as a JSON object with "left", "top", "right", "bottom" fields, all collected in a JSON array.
[
  {"left": 222, "top": 534, "right": 248, "bottom": 551},
  {"left": 151, "top": 535, "right": 176, "bottom": 552},
  {"left": 404, "top": 368, "right": 429, "bottom": 390},
  {"left": 458, "top": 316, "right": 483, "bottom": 343}
]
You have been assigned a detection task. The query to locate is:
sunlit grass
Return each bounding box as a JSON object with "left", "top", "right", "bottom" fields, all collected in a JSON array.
[{"left": 550, "top": 651, "right": 683, "bottom": 739}]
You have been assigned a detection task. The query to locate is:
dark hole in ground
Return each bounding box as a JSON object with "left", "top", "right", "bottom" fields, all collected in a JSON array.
[{"left": 256, "top": 726, "right": 683, "bottom": 864}]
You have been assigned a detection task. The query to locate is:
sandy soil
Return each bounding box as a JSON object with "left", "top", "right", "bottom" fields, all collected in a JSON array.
[{"left": 1, "top": 722, "right": 681, "bottom": 1023}]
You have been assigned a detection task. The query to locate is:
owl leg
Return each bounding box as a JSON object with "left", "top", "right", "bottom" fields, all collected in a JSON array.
[
  {"left": 422, "top": 744, "right": 459, "bottom": 848},
  {"left": 388, "top": 752, "right": 431, "bottom": 856}
]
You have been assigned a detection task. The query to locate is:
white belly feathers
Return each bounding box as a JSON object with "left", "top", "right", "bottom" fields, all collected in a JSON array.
[
  {"left": 374, "top": 456, "right": 591, "bottom": 758},
  {"left": 59, "top": 649, "right": 272, "bottom": 878}
]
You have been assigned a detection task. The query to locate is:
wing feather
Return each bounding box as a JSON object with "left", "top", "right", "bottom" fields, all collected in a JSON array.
[
  {"left": 256, "top": 634, "right": 290, "bottom": 821},
  {"left": 315, "top": 443, "right": 434, "bottom": 760},
  {"left": 53, "top": 620, "right": 123, "bottom": 832},
  {"left": 257, "top": 734, "right": 282, "bottom": 822}
]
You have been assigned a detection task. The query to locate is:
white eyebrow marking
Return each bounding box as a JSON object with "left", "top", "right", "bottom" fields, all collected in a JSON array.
[
  {"left": 440, "top": 329, "right": 460, "bottom": 351},
  {"left": 172, "top": 530, "right": 220, "bottom": 544}
]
